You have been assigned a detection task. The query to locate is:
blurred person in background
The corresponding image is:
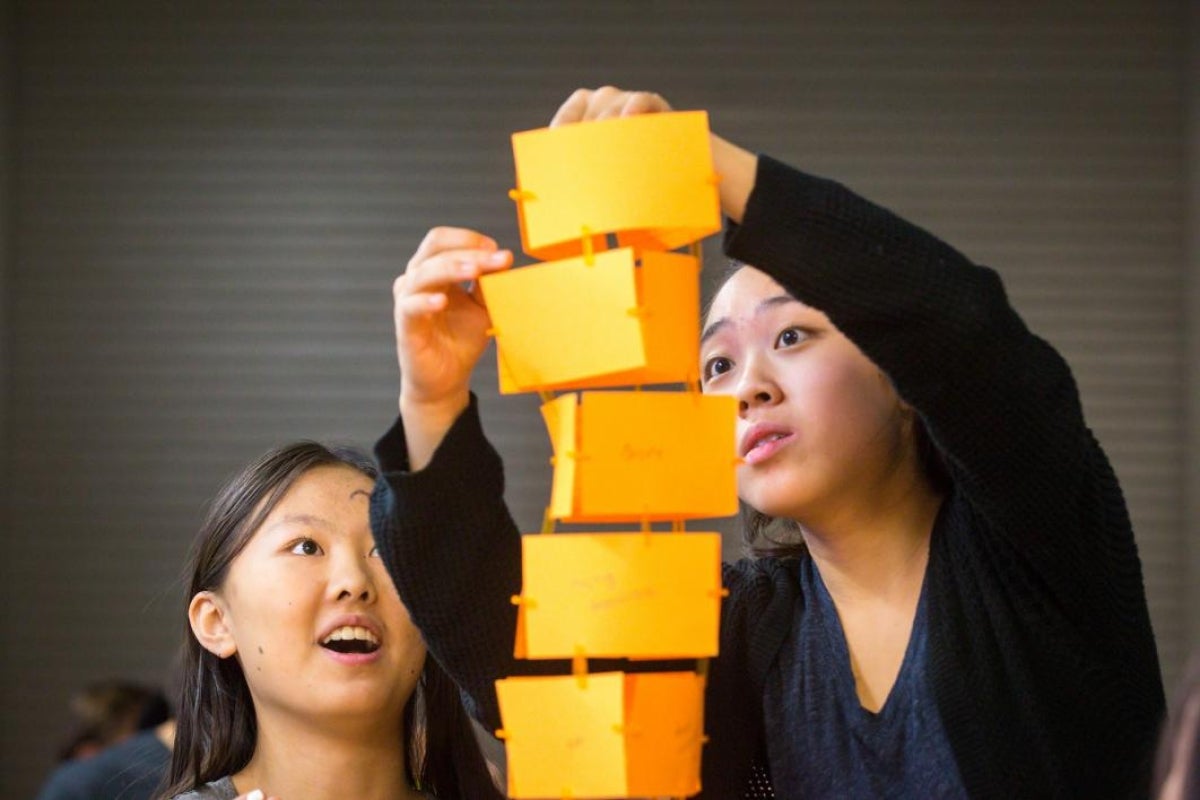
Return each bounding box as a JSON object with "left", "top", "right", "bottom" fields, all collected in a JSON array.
[{"left": 35, "top": 680, "right": 175, "bottom": 800}]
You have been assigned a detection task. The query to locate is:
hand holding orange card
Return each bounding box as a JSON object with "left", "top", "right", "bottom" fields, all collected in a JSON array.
[
  {"left": 511, "top": 111, "right": 721, "bottom": 261},
  {"left": 482, "top": 248, "right": 700, "bottom": 393}
]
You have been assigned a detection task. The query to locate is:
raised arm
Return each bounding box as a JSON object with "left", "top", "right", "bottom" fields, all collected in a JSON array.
[
  {"left": 371, "top": 226, "right": 539, "bottom": 729},
  {"left": 723, "top": 156, "right": 1096, "bottom": 558},
  {"left": 553, "top": 87, "right": 1096, "bottom": 553}
]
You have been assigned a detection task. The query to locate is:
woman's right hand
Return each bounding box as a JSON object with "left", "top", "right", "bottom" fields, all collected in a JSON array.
[{"left": 393, "top": 226, "right": 512, "bottom": 469}]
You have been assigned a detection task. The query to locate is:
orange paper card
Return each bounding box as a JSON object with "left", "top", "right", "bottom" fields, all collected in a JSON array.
[
  {"left": 542, "top": 391, "right": 738, "bottom": 522},
  {"left": 513, "top": 532, "right": 722, "bottom": 659},
  {"left": 625, "top": 671, "right": 706, "bottom": 797},
  {"left": 496, "top": 671, "right": 705, "bottom": 799},
  {"left": 497, "top": 673, "right": 625, "bottom": 798},
  {"left": 482, "top": 248, "right": 700, "bottom": 394},
  {"left": 541, "top": 394, "right": 579, "bottom": 518},
  {"left": 510, "top": 111, "right": 721, "bottom": 261}
]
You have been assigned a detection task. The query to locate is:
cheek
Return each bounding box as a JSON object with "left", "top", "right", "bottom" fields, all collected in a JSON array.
[
  {"left": 226, "top": 576, "right": 314, "bottom": 667},
  {"left": 378, "top": 593, "right": 426, "bottom": 673},
  {"left": 798, "top": 355, "right": 893, "bottom": 431}
]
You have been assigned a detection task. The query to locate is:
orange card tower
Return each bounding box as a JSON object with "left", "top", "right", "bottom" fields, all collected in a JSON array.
[{"left": 480, "top": 112, "right": 737, "bottom": 799}]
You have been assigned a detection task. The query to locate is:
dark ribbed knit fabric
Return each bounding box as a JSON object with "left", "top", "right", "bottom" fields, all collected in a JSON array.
[{"left": 371, "top": 154, "right": 1164, "bottom": 799}]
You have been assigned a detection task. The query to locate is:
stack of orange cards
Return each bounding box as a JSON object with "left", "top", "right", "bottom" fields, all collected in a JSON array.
[{"left": 481, "top": 111, "right": 736, "bottom": 799}]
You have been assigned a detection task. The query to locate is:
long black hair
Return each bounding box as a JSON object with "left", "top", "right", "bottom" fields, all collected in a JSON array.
[{"left": 162, "top": 441, "right": 501, "bottom": 799}]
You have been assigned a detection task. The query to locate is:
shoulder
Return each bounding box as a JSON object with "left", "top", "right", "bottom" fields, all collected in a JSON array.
[
  {"left": 35, "top": 731, "right": 170, "bottom": 800},
  {"left": 723, "top": 555, "right": 800, "bottom": 603},
  {"left": 171, "top": 776, "right": 239, "bottom": 800},
  {"left": 34, "top": 759, "right": 91, "bottom": 800},
  {"left": 720, "top": 556, "right": 803, "bottom": 669}
]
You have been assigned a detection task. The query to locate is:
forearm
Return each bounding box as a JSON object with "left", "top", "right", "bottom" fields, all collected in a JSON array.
[
  {"left": 725, "top": 155, "right": 1092, "bottom": 538},
  {"left": 370, "top": 396, "right": 526, "bottom": 728}
]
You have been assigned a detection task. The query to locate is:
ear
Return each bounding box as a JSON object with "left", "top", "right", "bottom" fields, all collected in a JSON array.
[{"left": 189, "top": 591, "right": 237, "bottom": 658}]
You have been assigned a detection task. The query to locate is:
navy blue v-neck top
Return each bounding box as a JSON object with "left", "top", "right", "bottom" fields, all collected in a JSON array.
[{"left": 764, "top": 551, "right": 967, "bottom": 798}]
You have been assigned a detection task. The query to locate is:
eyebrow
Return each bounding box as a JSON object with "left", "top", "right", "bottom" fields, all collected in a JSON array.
[
  {"left": 700, "top": 294, "right": 798, "bottom": 346},
  {"left": 265, "top": 513, "right": 334, "bottom": 533},
  {"left": 349, "top": 489, "right": 371, "bottom": 501}
]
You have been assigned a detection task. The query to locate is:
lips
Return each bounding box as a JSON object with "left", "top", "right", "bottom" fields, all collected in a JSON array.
[
  {"left": 318, "top": 615, "right": 382, "bottom": 656},
  {"left": 739, "top": 423, "right": 795, "bottom": 465}
]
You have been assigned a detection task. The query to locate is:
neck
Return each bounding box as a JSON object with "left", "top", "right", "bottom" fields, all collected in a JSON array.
[
  {"left": 235, "top": 711, "right": 420, "bottom": 800},
  {"left": 799, "top": 458, "right": 944, "bottom": 606}
]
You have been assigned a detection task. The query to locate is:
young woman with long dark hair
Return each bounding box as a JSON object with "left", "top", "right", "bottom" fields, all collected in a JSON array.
[
  {"left": 162, "top": 442, "right": 501, "bottom": 800},
  {"left": 371, "top": 87, "right": 1165, "bottom": 798}
]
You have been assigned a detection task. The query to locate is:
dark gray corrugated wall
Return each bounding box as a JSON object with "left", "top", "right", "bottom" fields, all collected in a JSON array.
[
  {"left": 2, "top": 2, "right": 1191, "bottom": 796},
  {"left": 1186, "top": 0, "right": 1200, "bottom": 671}
]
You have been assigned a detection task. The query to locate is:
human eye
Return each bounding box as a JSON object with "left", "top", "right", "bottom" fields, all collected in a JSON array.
[
  {"left": 367, "top": 545, "right": 380, "bottom": 558},
  {"left": 288, "top": 538, "right": 324, "bottom": 556},
  {"left": 774, "top": 326, "right": 809, "bottom": 349},
  {"left": 702, "top": 355, "right": 734, "bottom": 384}
]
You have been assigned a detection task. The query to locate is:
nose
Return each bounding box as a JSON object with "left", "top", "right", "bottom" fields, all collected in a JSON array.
[
  {"left": 734, "top": 353, "right": 782, "bottom": 415},
  {"left": 329, "top": 549, "right": 377, "bottom": 604}
]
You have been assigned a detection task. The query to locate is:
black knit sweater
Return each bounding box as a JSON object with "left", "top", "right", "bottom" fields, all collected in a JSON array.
[{"left": 371, "top": 155, "right": 1164, "bottom": 798}]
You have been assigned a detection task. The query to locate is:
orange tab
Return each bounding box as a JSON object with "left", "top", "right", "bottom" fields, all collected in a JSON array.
[
  {"left": 510, "top": 111, "right": 721, "bottom": 260},
  {"left": 544, "top": 391, "right": 737, "bottom": 522},
  {"left": 482, "top": 248, "right": 699, "bottom": 394},
  {"left": 519, "top": 532, "right": 722, "bottom": 659},
  {"left": 496, "top": 671, "right": 706, "bottom": 799}
]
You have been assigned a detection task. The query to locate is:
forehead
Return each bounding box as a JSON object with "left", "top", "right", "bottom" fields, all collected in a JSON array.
[
  {"left": 705, "top": 265, "right": 804, "bottom": 330},
  {"left": 257, "top": 465, "right": 374, "bottom": 527},
  {"left": 709, "top": 267, "right": 791, "bottom": 317}
]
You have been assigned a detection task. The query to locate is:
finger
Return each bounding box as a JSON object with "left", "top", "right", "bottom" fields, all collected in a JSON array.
[
  {"left": 409, "top": 227, "right": 498, "bottom": 267},
  {"left": 621, "top": 91, "right": 670, "bottom": 117},
  {"left": 402, "top": 249, "right": 511, "bottom": 296},
  {"left": 588, "top": 85, "right": 626, "bottom": 122},
  {"left": 395, "top": 290, "right": 448, "bottom": 323},
  {"left": 550, "top": 88, "right": 592, "bottom": 127}
]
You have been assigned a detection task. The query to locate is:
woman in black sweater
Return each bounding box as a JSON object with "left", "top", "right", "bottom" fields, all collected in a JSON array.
[{"left": 371, "top": 87, "right": 1165, "bottom": 798}]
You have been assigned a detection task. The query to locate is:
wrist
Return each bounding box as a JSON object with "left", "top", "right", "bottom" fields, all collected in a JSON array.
[
  {"left": 398, "top": 390, "right": 470, "bottom": 472},
  {"left": 709, "top": 134, "right": 757, "bottom": 224}
]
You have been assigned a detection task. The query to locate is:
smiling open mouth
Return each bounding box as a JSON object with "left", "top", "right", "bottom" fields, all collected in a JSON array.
[{"left": 320, "top": 626, "right": 380, "bottom": 655}]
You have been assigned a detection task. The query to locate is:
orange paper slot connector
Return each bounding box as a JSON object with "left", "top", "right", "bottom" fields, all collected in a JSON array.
[
  {"left": 496, "top": 671, "right": 706, "bottom": 799},
  {"left": 510, "top": 111, "right": 721, "bottom": 261},
  {"left": 541, "top": 391, "right": 738, "bottom": 522},
  {"left": 481, "top": 248, "right": 700, "bottom": 394},
  {"left": 513, "top": 532, "right": 722, "bottom": 660}
]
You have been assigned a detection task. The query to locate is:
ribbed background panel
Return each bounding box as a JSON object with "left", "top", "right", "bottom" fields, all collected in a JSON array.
[
  {"left": 2, "top": 2, "right": 1189, "bottom": 796},
  {"left": 1189, "top": 0, "right": 1200, "bottom": 669}
]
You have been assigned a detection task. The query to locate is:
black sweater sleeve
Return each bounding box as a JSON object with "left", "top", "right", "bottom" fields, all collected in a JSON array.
[
  {"left": 369, "top": 396, "right": 552, "bottom": 730},
  {"left": 370, "top": 394, "right": 791, "bottom": 797},
  {"left": 724, "top": 156, "right": 1133, "bottom": 604},
  {"left": 367, "top": 398, "right": 772, "bottom": 703}
]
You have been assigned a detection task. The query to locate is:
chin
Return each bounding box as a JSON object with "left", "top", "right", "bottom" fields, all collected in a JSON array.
[
  {"left": 740, "top": 461, "right": 805, "bottom": 504},
  {"left": 740, "top": 482, "right": 809, "bottom": 522}
]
